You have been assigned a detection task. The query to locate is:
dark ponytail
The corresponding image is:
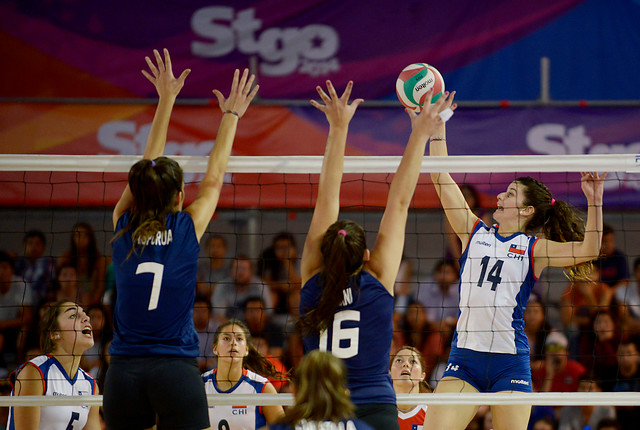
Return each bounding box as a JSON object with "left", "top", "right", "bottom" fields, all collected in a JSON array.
[
  {"left": 517, "top": 176, "right": 592, "bottom": 281},
  {"left": 298, "top": 220, "right": 367, "bottom": 335},
  {"left": 113, "top": 157, "right": 183, "bottom": 257}
]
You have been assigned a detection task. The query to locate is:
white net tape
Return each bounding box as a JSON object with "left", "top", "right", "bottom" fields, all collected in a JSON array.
[
  {"left": 1, "top": 392, "right": 639, "bottom": 407},
  {"left": 0, "top": 153, "right": 636, "bottom": 173}
]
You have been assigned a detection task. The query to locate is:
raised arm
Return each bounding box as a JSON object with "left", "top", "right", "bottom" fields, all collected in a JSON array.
[
  {"left": 429, "top": 104, "right": 478, "bottom": 248},
  {"left": 533, "top": 172, "right": 606, "bottom": 274},
  {"left": 185, "top": 68, "right": 259, "bottom": 241},
  {"left": 300, "top": 81, "right": 363, "bottom": 284},
  {"left": 368, "top": 90, "right": 456, "bottom": 290},
  {"left": 113, "top": 49, "right": 190, "bottom": 229}
]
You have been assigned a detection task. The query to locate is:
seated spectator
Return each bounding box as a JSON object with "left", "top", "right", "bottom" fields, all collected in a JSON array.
[
  {"left": 57, "top": 222, "right": 106, "bottom": 306},
  {"left": 211, "top": 255, "right": 273, "bottom": 322},
  {"left": 253, "top": 335, "right": 288, "bottom": 392},
  {"left": 197, "top": 234, "right": 231, "bottom": 302},
  {"left": 80, "top": 304, "right": 112, "bottom": 374},
  {"left": 525, "top": 293, "right": 552, "bottom": 363},
  {"left": 393, "top": 257, "right": 415, "bottom": 317},
  {"left": 557, "top": 376, "right": 616, "bottom": 430},
  {"left": 415, "top": 258, "right": 459, "bottom": 332},
  {"left": 615, "top": 257, "right": 640, "bottom": 336},
  {"left": 50, "top": 263, "right": 81, "bottom": 304},
  {"left": 595, "top": 224, "right": 629, "bottom": 291},
  {"left": 14, "top": 230, "right": 54, "bottom": 307},
  {"left": 242, "top": 296, "right": 285, "bottom": 359},
  {"left": 399, "top": 302, "right": 445, "bottom": 379},
  {"left": 0, "top": 251, "right": 33, "bottom": 370},
  {"left": 257, "top": 232, "right": 301, "bottom": 328},
  {"left": 577, "top": 311, "right": 620, "bottom": 390},
  {"left": 531, "top": 415, "right": 557, "bottom": 430},
  {"left": 611, "top": 339, "right": 640, "bottom": 429},
  {"left": 193, "top": 297, "right": 218, "bottom": 372},
  {"left": 532, "top": 331, "right": 586, "bottom": 393}
]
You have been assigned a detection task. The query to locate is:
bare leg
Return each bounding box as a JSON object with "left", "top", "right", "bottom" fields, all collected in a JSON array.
[
  {"left": 423, "top": 377, "right": 480, "bottom": 430},
  {"left": 491, "top": 392, "right": 531, "bottom": 430}
]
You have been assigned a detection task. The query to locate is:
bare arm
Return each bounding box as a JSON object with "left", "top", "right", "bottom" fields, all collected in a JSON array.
[
  {"left": 12, "top": 363, "right": 44, "bottom": 429},
  {"left": 300, "top": 81, "right": 363, "bottom": 285},
  {"left": 185, "top": 68, "right": 259, "bottom": 241},
  {"left": 83, "top": 384, "right": 101, "bottom": 430},
  {"left": 261, "top": 382, "right": 285, "bottom": 423},
  {"left": 368, "top": 91, "right": 457, "bottom": 291},
  {"left": 429, "top": 116, "right": 478, "bottom": 248},
  {"left": 533, "top": 172, "right": 606, "bottom": 275},
  {"left": 113, "top": 49, "right": 190, "bottom": 229}
]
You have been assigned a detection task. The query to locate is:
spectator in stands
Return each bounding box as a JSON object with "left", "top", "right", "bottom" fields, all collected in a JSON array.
[
  {"left": 0, "top": 251, "right": 33, "bottom": 371},
  {"left": 577, "top": 311, "right": 620, "bottom": 390},
  {"left": 258, "top": 232, "right": 301, "bottom": 328},
  {"left": 531, "top": 415, "right": 557, "bottom": 430},
  {"left": 615, "top": 257, "right": 640, "bottom": 336},
  {"left": 532, "top": 331, "right": 586, "bottom": 393},
  {"left": 81, "top": 304, "right": 112, "bottom": 374},
  {"left": 525, "top": 293, "right": 552, "bottom": 364},
  {"left": 50, "top": 263, "right": 80, "bottom": 304},
  {"left": 393, "top": 257, "right": 415, "bottom": 317},
  {"left": 58, "top": 222, "right": 106, "bottom": 306},
  {"left": 242, "top": 296, "right": 285, "bottom": 359},
  {"left": 611, "top": 339, "right": 640, "bottom": 429},
  {"left": 193, "top": 297, "right": 217, "bottom": 372},
  {"left": 415, "top": 258, "right": 459, "bottom": 332},
  {"left": 14, "top": 230, "right": 54, "bottom": 307},
  {"left": 557, "top": 376, "right": 616, "bottom": 430},
  {"left": 596, "top": 224, "right": 629, "bottom": 290},
  {"left": 399, "top": 302, "right": 444, "bottom": 379},
  {"left": 211, "top": 255, "right": 273, "bottom": 322},
  {"left": 196, "top": 234, "right": 230, "bottom": 302},
  {"left": 252, "top": 335, "right": 289, "bottom": 392}
]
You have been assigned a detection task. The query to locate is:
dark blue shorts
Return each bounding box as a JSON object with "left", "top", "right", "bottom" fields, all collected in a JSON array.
[{"left": 441, "top": 347, "right": 533, "bottom": 393}]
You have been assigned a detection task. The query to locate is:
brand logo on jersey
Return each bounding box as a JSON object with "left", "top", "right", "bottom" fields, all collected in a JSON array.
[
  {"left": 475, "top": 240, "right": 492, "bottom": 247},
  {"left": 510, "top": 379, "right": 530, "bottom": 385},
  {"left": 78, "top": 390, "right": 90, "bottom": 409}
]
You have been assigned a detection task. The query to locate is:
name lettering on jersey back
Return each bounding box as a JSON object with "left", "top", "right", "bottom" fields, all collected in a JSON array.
[
  {"left": 296, "top": 420, "right": 357, "bottom": 430},
  {"left": 137, "top": 229, "right": 173, "bottom": 246},
  {"left": 340, "top": 288, "right": 353, "bottom": 306}
]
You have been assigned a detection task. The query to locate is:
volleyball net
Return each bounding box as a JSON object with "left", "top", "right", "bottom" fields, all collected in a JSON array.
[{"left": 0, "top": 153, "right": 639, "bottom": 413}]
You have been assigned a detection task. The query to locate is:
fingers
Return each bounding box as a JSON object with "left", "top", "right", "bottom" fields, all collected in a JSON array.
[
  {"left": 145, "top": 56, "right": 159, "bottom": 78},
  {"left": 325, "top": 80, "right": 339, "bottom": 101},
  {"left": 153, "top": 49, "right": 165, "bottom": 73},
  {"left": 238, "top": 68, "right": 250, "bottom": 94},
  {"left": 212, "top": 89, "right": 225, "bottom": 107},
  {"left": 230, "top": 69, "right": 240, "bottom": 94},
  {"left": 177, "top": 69, "right": 191, "bottom": 84},
  {"left": 141, "top": 69, "right": 155, "bottom": 85},
  {"left": 243, "top": 73, "right": 256, "bottom": 95},
  {"left": 315, "top": 85, "right": 330, "bottom": 104},
  {"left": 246, "top": 83, "right": 260, "bottom": 103},
  {"left": 340, "top": 81, "right": 354, "bottom": 102},
  {"left": 163, "top": 48, "right": 172, "bottom": 74}
]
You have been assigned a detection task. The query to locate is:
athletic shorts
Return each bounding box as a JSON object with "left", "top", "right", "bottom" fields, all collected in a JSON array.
[
  {"left": 355, "top": 403, "right": 400, "bottom": 430},
  {"left": 104, "top": 356, "right": 210, "bottom": 430},
  {"left": 441, "top": 347, "right": 533, "bottom": 393}
]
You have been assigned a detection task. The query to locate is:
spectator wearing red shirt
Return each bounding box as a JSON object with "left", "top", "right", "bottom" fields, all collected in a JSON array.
[{"left": 533, "top": 331, "right": 586, "bottom": 392}]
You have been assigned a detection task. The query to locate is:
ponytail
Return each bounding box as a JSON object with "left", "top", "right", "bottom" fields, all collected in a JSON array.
[
  {"left": 298, "top": 220, "right": 367, "bottom": 335},
  {"left": 517, "top": 176, "right": 592, "bottom": 281}
]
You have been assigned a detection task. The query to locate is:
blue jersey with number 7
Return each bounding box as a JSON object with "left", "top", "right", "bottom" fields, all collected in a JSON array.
[{"left": 111, "top": 211, "right": 200, "bottom": 357}]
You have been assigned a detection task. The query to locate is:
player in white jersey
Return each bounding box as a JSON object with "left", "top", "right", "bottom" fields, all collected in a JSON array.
[
  {"left": 423, "top": 121, "right": 606, "bottom": 430},
  {"left": 202, "top": 320, "right": 284, "bottom": 429},
  {"left": 7, "top": 301, "right": 100, "bottom": 429},
  {"left": 390, "top": 346, "right": 431, "bottom": 430}
]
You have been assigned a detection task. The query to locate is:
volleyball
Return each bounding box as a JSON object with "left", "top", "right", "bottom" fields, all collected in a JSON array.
[{"left": 396, "top": 63, "right": 445, "bottom": 112}]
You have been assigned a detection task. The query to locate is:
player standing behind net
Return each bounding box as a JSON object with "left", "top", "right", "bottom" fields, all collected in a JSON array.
[
  {"left": 424, "top": 121, "right": 606, "bottom": 430},
  {"left": 104, "top": 49, "right": 258, "bottom": 430},
  {"left": 298, "top": 81, "right": 456, "bottom": 430}
]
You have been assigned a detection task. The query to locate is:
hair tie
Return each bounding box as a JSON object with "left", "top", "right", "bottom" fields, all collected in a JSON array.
[
  {"left": 337, "top": 229, "right": 347, "bottom": 237},
  {"left": 550, "top": 198, "right": 556, "bottom": 206},
  {"left": 151, "top": 160, "right": 156, "bottom": 168}
]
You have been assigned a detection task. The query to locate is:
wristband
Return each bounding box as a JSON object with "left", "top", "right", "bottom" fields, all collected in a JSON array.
[
  {"left": 223, "top": 109, "right": 239, "bottom": 118},
  {"left": 430, "top": 137, "right": 446, "bottom": 142}
]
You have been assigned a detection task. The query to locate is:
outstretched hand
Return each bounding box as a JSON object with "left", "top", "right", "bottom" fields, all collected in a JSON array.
[
  {"left": 581, "top": 171, "right": 607, "bottom": 204},
  {"left": 142, "top": 48, "right": 191, "bottom": 99},
  {"left": 212, "top": 68, "right": 259, "bottom": 118},
  {"left": 310, "top": 80, "right": 364, "bottom": 128},
  {"left": 406, "top": 90, "right": 457, "bottom": 137}
]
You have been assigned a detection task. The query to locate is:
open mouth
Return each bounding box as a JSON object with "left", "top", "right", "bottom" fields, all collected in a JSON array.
[
  {"left": 401, "top": 371, "right": 411, "bottom": 376},
  {"left": 81, "top": 327, "right": 92, "bottom": 337}
]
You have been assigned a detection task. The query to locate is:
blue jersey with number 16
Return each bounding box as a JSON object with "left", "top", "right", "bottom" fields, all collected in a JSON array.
[{"left": 110, "top": 211, "right": 200, "bottom": 357}]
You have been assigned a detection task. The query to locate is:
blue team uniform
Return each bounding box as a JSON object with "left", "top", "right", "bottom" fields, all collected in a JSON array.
[
  {"left": 110, "top": 210, "right": 200, "bottom": 357},
  {"left": 300, "top": 270, "right": 396, "bottom": 405},
  {"left": 442, "top": 219, "right": 537, "bottom": 392}
]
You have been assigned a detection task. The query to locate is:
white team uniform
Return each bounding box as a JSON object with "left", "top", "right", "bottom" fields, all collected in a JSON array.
[
  {"left": 202, "top": 368, "right": 269, "bottom": 430},
  {"left": 454, "top": 220, "right": 538, "bottom": 355},
  {"left": 7, "top": 355, "right": 96, "bottom": 430}
]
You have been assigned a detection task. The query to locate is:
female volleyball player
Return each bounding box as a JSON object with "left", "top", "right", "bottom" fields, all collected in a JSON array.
[
  {"left": 390, "top": 346, "right": 431, "bottom": 430},
  {"left": 104, "top": 49, "right": 258, "bottom": 430},
  {"left": 269, "top": 350, "right": 373, "bottom": 430},
  {"left": 423, "top": 122, "right": 606, "bottom": 430},
  {"left": 7, "top": 301, "right": 100, "bottom": 429},
  {"left": 298, "top": 81, "right": 456, "bottom": 430},
  {"left": 202, "top": 320, "right": 285, "bottom": 429}
]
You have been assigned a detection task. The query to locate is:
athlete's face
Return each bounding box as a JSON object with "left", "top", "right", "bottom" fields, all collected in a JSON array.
[
  {"left": 55, "top": 302, "right": 94, "bottom": 355},
  {"left": 390, "top": 349, "right": 425, "bottom": 394},
  {"left": 494, "top": 181, "right": 529, "bottom": 225},
  {"left": 214, "top": 324, "right": 249, "bottom": 361}
]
